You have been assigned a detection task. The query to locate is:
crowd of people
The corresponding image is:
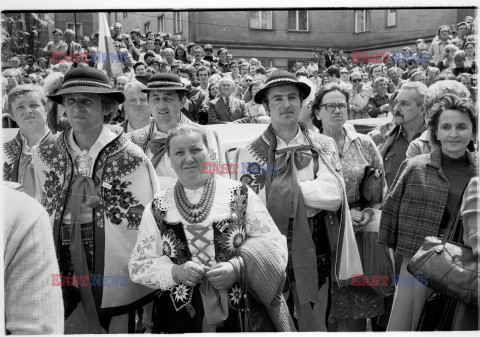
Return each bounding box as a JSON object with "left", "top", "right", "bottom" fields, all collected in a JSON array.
[{"left": 2, "top": 13, "right": 478, "bottom": 334}]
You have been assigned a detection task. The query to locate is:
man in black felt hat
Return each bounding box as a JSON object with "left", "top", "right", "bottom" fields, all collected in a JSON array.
[
  {"left": 127, "top": 73, "right": 227, "bottom": 188},
  {"left": 231, "top": 70, "right": 362, "bottom": 331},
  {"left": 31, "top": 67, "right": 160, "bottom": 334}
]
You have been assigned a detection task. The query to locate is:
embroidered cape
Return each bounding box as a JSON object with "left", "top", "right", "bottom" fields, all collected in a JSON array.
[{"left": 31, "top": 127, "right": 160, "bottom": 316}]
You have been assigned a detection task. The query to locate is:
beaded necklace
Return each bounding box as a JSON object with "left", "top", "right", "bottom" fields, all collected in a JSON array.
[{"left": 174, "top": 175, "right": 216, "bottom": 223}]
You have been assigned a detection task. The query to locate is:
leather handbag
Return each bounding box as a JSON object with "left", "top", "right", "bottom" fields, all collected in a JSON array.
[
  {"left": 407, "top": 184, "right": 478, "bottom": 308},
  {"left": 237, "top": 256, "right": 276, "bottom": 332},
  {"left": 359, "top": 166, "right": 384, "bottom": 207}
]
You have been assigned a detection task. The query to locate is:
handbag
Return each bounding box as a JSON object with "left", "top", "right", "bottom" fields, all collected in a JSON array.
[
  {"left": 359, "top": 166, "right": 384, "bottom": 207},
  {"left": 237, "top": 256, "right": 276, "bottom": 332},
  {"left": 407, "top": 183, "right": 478, "bottom": 308}
]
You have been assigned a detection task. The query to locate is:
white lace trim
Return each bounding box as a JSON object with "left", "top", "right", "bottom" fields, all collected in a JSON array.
[{"left": 155, "top": 175, "right": 242, "bottom": 226}]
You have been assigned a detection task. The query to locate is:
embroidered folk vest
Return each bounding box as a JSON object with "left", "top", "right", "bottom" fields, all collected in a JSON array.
[{"left": 151, "top": 184, "right": 249, "bottom": 312}]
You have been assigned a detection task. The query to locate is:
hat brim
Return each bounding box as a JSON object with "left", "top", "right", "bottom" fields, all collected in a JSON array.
[
  {"left": 254, "top": 81, "right": 311, "bottom": 104},
  {"left": 141, "top": 87, "right": 188, "bottom": 93},
  {"left": 48, "top": 87, "right": 125, "bottom": 105}
]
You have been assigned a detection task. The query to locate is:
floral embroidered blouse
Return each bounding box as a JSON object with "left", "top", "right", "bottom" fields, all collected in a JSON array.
[
  {"left": 338, "top": 125, "right": 385, "bottom": 206},
  {"left": 128, "top": 175, "right": 287, "bottom": 291}
]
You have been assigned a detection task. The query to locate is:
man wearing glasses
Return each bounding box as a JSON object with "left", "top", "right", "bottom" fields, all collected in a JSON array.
[{"left": 348, "top": 71, "right": 373, "bottom": 119}]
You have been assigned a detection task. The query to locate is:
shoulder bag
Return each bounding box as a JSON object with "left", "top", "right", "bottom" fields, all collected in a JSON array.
[
  {"left": 359, "top": 166, "right": 384, "bottom": 207},
  {"left": 407, "top": 183, "right": 478, "bottom": 308}
]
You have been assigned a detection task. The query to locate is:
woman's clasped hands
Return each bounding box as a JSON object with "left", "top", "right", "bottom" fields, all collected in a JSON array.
[{"left": 172, "top": 261, "right": 238, "bottom": 289}]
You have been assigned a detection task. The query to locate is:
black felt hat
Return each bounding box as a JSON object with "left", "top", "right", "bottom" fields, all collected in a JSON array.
[
  {"left": 47, "top": 67, "right": 125, "bottom": 104},
  {"left": 141, "top": 73, "right": 188, "bottom": 93},
  {"left": 254, "top": 70, "right": 311, "bottom": 104}
]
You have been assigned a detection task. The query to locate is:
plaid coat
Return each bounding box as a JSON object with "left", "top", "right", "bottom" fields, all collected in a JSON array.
[{"left": 378, "top": 148, "right": 478, "bottom": 258}]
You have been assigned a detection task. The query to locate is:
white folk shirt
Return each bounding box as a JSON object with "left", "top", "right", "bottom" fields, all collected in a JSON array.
[
  {"left": 275, "top": 128, "right": 343, "bottom": 217},
  {"left": 145, "top": 122, "right": 178, "bottom": 188},
  {"left": 62, "top": 125, "right": 117, "bottom": 224}
]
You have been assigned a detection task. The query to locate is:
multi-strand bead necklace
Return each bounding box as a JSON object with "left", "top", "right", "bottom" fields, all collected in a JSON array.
[{"left": 174, "top": 175, "right": 216, "bottom": 223}]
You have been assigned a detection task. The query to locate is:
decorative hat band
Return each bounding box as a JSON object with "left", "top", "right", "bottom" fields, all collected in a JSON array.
[
  {"left": 62, "top": 79, "right": 112, "bottom": 90},
  {"left": 147, "top": 81, "right": 184, "bottom": 88},
  {"left": 265, "top": 78, "right": 299, "bottom": 86}
]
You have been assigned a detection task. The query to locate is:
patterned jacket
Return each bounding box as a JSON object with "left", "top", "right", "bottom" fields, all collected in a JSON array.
[
  {"left": 31, "top": 128, "right": 160, "bottom": 316},
  {"left": 3, "top": 130, "right": 52, "bottom": 185},
  {"left": 3, "top": 132, "right": 25, "bottom": 183},
  {"left": 378, "top": 148, "right": 478, "bottom": 258}
]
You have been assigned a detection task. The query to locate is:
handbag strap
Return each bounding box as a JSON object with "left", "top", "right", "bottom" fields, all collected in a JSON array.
[{"left": 441, "top": 180, "right": 471, "bottom": 246}]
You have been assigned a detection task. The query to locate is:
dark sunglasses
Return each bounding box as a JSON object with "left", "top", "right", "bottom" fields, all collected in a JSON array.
[{"left": 351, "top": 78, "right": 362, "bottom": 83}]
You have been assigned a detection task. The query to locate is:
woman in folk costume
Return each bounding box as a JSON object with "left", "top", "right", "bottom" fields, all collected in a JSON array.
[
  {"left": 32, "top": 67, "right": 160, "bottom": 333},
  {"left": 126, "top": 73, "right": 227, "bottom": 188},
  {"left": 231, "top": 71, "right": 363, "bottom": 331},
  {"left": 129, "top": 124, "right": 294, "bottom": 333}
]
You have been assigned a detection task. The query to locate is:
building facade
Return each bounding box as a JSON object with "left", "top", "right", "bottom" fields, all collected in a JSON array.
[
  {"left": 2, "top": 8, "right": 476, "bottom": 71},
  {"left": 111, "top": 8, "right": 475, "bottom": 70}
]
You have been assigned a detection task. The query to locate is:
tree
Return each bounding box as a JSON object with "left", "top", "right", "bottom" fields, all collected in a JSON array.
[{"left": 1, "top": 12, "right": 53, "bottom": 61}]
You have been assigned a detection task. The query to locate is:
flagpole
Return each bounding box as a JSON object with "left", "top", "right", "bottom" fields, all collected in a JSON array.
[{"left": 74, "top": 13, "right": 78, "bottom": 42}]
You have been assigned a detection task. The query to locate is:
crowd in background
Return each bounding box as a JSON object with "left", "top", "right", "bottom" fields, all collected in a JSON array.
[{"left": 2, "top": 15, "right": 477, "bottom": 129}]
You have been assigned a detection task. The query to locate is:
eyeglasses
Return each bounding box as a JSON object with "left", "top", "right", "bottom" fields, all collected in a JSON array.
[
  {"left": 340, "top": 72, "right": 349, "bottom": 75},
  {"left": 351, "top": 78, "right": 362, "bottom": 83},
  {"left": 320, "top": 103, "right": 348, "bottom": 112},
  {"left": 245, "top": 79, "right": 252, "bottom": 82}
]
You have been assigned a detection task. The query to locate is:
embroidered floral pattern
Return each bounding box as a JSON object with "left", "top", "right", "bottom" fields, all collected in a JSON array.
[
  {"left": 42, "top": 169, "right": 63, "bottom": 216},
  {"left": 37, "top": 135, "right": 68, "bottom": 172},
  {"left": 170, "top": 284, "right": 194, "bottom": 312},
  {"left": 228, "top": 284, "right": 242, "bottom": 306},
  {"left": 103, "top": 148, "right": 145, "bottom": 182},
  {"left": 158, "top": 227, "right": 188, "bottom": 265},
  {"left": 3, "top": 138, "right": 21, "bottom": 181},
  {"left": 103, "top": 179, "right": 141, "bottom": 227},
  {"left": 127, "top": 127, "right": 150, "bottom": 151},
  {"left": 215, "top": 188, "right": 248, "bottom": 261},
  {"left": 3, "top": 161, "right": 15, "bottom": 181},
  {"left": 239, "top": 162, "right": 266, "bottom": 194}
]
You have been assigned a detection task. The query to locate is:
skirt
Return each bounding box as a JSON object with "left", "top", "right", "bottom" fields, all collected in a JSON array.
[{"left": 152, "top": 284, "right": 239, "bottom": 333}]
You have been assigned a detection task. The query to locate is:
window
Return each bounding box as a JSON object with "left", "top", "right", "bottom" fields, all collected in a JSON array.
[
  {"left": 123, "top": 12, "right": 128, "bottom": 18},
  {"left": 288, "top": 10, "right": 308, "bottom": 31},
  {"left": 355, "top": 10, "right": 369, "bottom": 33},
  {"left": 387, "top": 9, "right": 397, "bottom": 27},
  {"left": 66, "top": 23, "right": 82, "bottom": 36},
  {"left": 144, "top": 21, "right": 151, "bottom": 34},
  {"left": 174, "top": 12, "right": 182, "bottom": 34},
  {"left": 157, "top": 16, "right": 165, "bottom": 33},
  {"left": 287, "top": 60, "right": 296, "bottom": 72},
  {"left": 249, "top": 11, "right": 273, "bottom": 29},
  {"left": 259, "top": 58, "right": 273, "bottom": 68}
]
